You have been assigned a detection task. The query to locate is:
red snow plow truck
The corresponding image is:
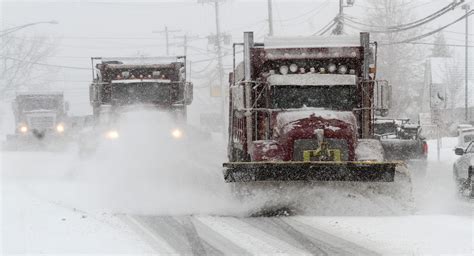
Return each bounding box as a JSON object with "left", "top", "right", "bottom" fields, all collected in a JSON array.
[{"left": 224, "top": 32, "right": 401, "bottom": 183}]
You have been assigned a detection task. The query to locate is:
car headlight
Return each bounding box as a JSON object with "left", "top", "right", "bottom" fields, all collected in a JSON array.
[
  {"left": 171, "top": 128, "right": 183, "bottom": 139},
  {"left": 20, "top": 126, "right": 28, "bottom": 133},
  {"left": 56, "top": 124, "right": 65, "bottom": 133},
  {"left": 105, "top": 130, "right": 119, "bottom": 140}
]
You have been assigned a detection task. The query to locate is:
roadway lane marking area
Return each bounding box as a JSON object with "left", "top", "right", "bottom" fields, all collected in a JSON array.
[
  {"left": 197, "top": 216, "right": 311, "bottom": 255},
  {"left": 122, "top": 215, "right": 179, "bottom": 255}
]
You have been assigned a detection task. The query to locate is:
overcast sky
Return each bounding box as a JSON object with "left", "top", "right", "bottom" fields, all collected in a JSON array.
[{"left": 1, "top": 0, "right": 472, "bottom": 120}]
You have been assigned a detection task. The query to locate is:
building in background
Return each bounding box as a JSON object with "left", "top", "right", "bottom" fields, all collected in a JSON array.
[{"left": 421, "top": 57, "right": 474, "bottom": 137}]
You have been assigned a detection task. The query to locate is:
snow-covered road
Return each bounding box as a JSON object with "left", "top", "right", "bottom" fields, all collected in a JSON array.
[{"left": 1, "top": 136, "right": 473, "bottom": 255}]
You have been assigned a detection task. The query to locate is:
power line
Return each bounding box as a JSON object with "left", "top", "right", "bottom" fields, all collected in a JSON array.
[
  {"left": 320, "top": 19, "right": 338, "bottom": 35},
  {"left": 275, "top": 0, "right": 332, "bottom": 23},
  {"left": 312, "top": 18, "right": 337, "bottom": 35},
  {"left": 2, "top": 56, "right": 91, "bottom": 70},
  {"left": 386, "top": 10, "right": 474, "bottom": 45},
  {"left": 386, "top": 41, "right": 474, "bottom": 48},
  {"left": 344, "top": 0, "right": 465, "bottom": 33}
]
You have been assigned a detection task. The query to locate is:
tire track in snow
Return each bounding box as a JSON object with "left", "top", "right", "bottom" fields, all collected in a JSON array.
[
  {"left": 241, "top": 217, "right": 334, "bottom": 255},
  {"left": 131, "top": 215, "right": 225, "bottom": 255},
  {"left": 285, "top": 217, "right": 380, "bottom": 255},
  {"left": 121, "top": 215, "right": 179, "bottom": 254},
  {"left": 196, "top": 216, "right": 311, "bottom": 255},
  {"left": 127, "top": 215, "right": 379, "bottom": 255}
]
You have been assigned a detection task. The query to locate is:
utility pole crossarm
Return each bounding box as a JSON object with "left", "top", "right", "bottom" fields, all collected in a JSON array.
[{"left": 152, "top": 26, "right": 181, "bottom": 56}]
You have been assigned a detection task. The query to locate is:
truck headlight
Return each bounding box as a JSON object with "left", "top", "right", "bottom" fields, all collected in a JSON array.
[
  {"left": 105, "top": 130, "right": 119, "bottom": 140},
  {"left": 171, "top": 128, "right": 183, "bottom": 139},
  {"left": 56, "top": 124, "right": 65, "bottom": 133},
  {"left": 20, "top": 126, "right": 28, "bottom": 133}
]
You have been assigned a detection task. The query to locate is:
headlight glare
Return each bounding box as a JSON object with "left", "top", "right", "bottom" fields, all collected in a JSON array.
[
  {"left": 171, "top": 128, "right": 183, "bottom": 139},
  {"left": 20, "top": 126, "right": 28, "bottom": 133},
  {"left": 105, "top": 130, "right": 119, "bottom": 140},
  {"left": 56, "top": 124, "right": 65, "bottom": 133}
]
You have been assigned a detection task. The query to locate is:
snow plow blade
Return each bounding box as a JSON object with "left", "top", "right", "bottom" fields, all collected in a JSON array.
[{"left": 223, "top": 161, "right": 401, "bottom": 183}]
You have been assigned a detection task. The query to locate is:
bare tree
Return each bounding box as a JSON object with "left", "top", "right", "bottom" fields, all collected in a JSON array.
[
  {"left": 364, "top": 0, "right": 427, "bottom": 120},
  {"left": 0, "top": 34, "right": 58, "bottom": 100}
]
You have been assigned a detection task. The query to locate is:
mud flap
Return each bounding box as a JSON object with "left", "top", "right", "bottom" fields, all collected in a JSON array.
[{"left": 223, "top": 161, "right": 400, "bottom": 183}]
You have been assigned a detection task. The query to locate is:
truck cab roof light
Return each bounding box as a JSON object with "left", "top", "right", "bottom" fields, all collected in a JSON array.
[
  {"left": 328, "top": 64, "right": 337, "bottom": 73},
  {"left": 279, "top": 65, "right": 289, "bottom": 75},
  {"left": 338, "top": 65, "right": 348, "bottom": 74},
  {"left": 289, "top": 64, "right": 298, "bottom": 73}
]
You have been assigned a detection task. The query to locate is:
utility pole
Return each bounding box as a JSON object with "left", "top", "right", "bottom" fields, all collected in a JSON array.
[
  {"left": 152, "top": 26, "right": 181, "bottom": 56},
  {"left": 199, "top": 0, "right": 227, "bottom": 132},
  {"left": 214, "top": 0, "right": 226, "bottom": 132},
  {"left": 332, "top": 0, "right": 354, "bottom": 35},
  {"left": 174, "top": 34, "right": 200, "bottom": 58},
  {"left": 267, "top": 0, "right": 274, "bottom": 36},
  {"left": 462, "top": 3, "right": 470, "bottom": 121},
  {"left": 175, "top": 34, "right": 199, "bottom": 80}
]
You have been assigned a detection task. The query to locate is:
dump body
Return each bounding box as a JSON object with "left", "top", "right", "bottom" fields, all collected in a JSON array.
[
  {"left": 224, "top": 32, "right": 397, "bottom": 182},
  {"left": 89, "top": 57, "right": 193, "bottom": 124},
  {"left": 77, "top": 57, "right": 194, "bottom": 154}
]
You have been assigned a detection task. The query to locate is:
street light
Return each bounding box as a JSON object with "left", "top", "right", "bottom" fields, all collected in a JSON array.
[{"left": 0, "top": 20, "right": 59, "bottom": 37}]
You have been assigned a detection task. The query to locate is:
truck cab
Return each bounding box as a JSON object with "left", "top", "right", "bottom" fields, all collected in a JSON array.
[
  {"left": 88, "top": 57, "right": 193, "bottom": 140},
  {"left": 224, "top": 32, "right": 396, "bottom": 183},
  {"left": 4, "top": 92, "right": 70, "bottom": 149}
]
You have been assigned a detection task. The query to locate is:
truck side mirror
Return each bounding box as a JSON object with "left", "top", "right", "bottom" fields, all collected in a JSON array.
[
  {"left": 65, "top": 101, "right": 70, "bottom": 112},
  {"left": 185, "top": 82, "right": 193, "bottom": 105},
  {"left": 454, "top": 147, "right": 465, "bottom": 156}
]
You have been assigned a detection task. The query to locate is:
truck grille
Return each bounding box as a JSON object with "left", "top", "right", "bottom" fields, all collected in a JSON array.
[
  {"left": 28, "top": 116, "right": 55, "bottom": 130},
  {"left": 293, "top": 138, "right": 349, "bottom": 161}
]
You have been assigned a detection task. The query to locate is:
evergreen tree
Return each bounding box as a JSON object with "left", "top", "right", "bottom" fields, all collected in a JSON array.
[{"left": 431, "top": 32, "right": 451, "bottom": 57}]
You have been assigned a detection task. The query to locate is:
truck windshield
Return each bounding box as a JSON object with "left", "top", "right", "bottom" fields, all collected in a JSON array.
[
  {"left": 271, "top": 85, "right": 356, "bottom": 110},
  {"left": 111, "top": 82, "right": 173, "bottom": 105},
  {"left": 20, "top": 98, "right": 59, "bottom": 111}
]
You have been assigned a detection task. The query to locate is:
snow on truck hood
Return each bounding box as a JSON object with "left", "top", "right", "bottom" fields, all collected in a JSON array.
[
  {"left": 276, "top": 108, "right": 357, "bottom": 133},
  {"left": 267, "top": 74, "right": 357, "bottom": 86}
]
